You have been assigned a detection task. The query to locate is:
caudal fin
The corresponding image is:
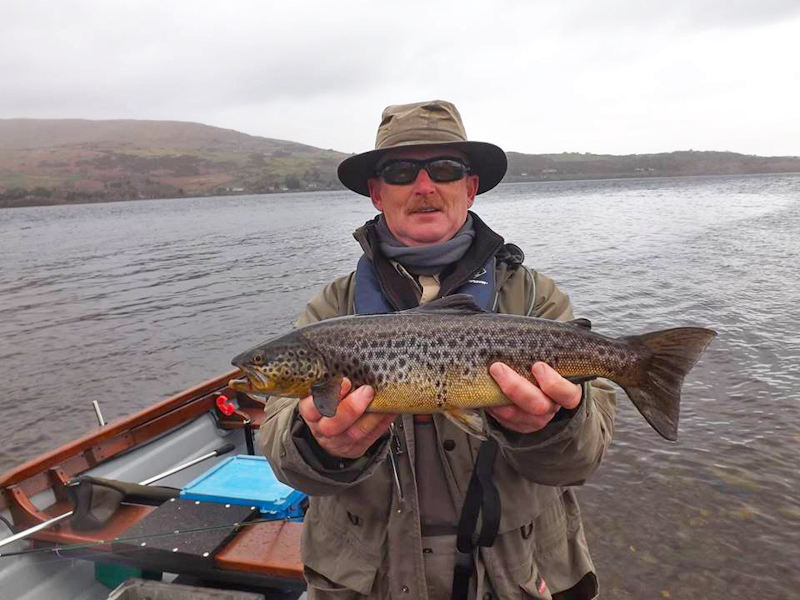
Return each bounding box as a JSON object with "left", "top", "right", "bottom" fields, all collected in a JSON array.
[{"left": 621, "top": 327, "right": 717, "bottom": 441}]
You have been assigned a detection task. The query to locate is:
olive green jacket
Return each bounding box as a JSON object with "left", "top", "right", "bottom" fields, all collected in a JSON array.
[{"left": 257, "top": 252, "right": 616, "bottom": 600}]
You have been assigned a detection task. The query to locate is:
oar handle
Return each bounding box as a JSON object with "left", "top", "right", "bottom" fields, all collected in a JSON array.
[{"left": 214, "top": 443, "right": 236, "bottom": 456}]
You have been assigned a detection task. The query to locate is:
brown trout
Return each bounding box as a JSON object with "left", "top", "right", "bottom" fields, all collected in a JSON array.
[{"left": 229, "top": 294, "right": 716, "bottom": 440}]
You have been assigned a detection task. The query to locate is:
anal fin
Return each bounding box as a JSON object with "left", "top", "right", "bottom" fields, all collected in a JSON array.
[
  {"left": 565, "top": 375, "right": 596, "bottom": 385},
  {"left": 443, "top": 408, "right": 489, "bottom": 440}
]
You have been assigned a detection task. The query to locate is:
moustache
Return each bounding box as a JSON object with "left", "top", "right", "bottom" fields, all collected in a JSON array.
[{"left": 408, "top": 202, "right": 443, "bottom": 213}]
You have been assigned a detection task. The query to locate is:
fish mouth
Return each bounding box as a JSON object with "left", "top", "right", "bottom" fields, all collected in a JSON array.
[
  {"left": 228, "top": 377, "right": 253, "bottom": 393},
  {"left": 229, "top": 366, "right": 273, "bottom": 395}
]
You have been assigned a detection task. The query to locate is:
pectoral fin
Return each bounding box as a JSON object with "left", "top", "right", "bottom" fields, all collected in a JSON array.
[
  {"left": 443, "top": 408, "right": 489, "bottom": 440},
  {"left": 311, "top": 376, "right": 343, "bottom": 418}
]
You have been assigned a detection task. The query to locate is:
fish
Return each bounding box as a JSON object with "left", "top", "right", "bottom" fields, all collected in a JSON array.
[{"left": 229, "top": 294, "right": 716, "bottom": 440}]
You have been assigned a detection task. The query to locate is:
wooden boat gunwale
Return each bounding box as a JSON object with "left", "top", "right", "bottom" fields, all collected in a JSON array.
[
  {"left": 0, "top": 368, "right": 304, "bottom": 597},
  {"left": 1, "top": 368, "right": 242, "bottom": 493}
]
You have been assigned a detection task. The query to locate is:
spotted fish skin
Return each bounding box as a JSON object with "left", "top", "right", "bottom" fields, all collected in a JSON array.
[
  {"left": 303, "top": 312, "right": 631, "bottom": 413},
  {"left": 230, "top": 295, "right": 716, "bottom": 440}
]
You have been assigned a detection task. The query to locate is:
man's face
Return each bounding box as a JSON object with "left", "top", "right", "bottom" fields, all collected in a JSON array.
[{"left": 367, "top": 147, "right": 480, "bottom": 247}]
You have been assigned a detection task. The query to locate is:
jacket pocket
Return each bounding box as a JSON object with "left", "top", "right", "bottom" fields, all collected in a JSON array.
[
  {"left": 534, "top": 490, "right": 597, "bottom": 598},
  {"left": 304, "top": 565, "right": 369, "bottom": 599},
  {"left": 302, "top": 517, "right": 381, "bottom": 596},
  {"left": 520, "top": 568, "right": 554, "bottom": 600}
]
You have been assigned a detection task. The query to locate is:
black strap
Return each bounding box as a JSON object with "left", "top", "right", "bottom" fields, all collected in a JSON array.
[
  {"left": 244, "top": 421, "right": 255, "bottom": 455},
  {"left": 451, "top": 439, "right": 500, "bottom": 600}
]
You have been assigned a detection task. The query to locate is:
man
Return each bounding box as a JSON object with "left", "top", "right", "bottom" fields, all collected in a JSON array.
[{"left": 258, "top": 100, "right": 616, "bottom": 599}]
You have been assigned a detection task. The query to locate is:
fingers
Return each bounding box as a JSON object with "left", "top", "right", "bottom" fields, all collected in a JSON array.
[
  {"left": 318, "top": 384, "right": 375, "bottom": 436},
  {"left": 338, "top": 377, "right": 353, "bottom": 401},
  {"left": 297, "top": 378, "right": 366, "bottom": 432},
  {"left": 489, "top": 362, "right": 557, "bottom": 416},
  {"left": 314, "top": 410, "right": 397, "bottom": 459},
  {"left": 488, "top": 361, "right": 582, "bottom": 434},
  {"left": 355, "top": 414, "right": 397, "bottom": 448},
  {"left": 531, "top": 363, "right": 582, "bottom": 410},
  {"left": 486, "top": 404, "right": 555, "bottom": 433},
  {"left": 299, "top": 380, "right": 397, "bottom": 459},
  {"left": 298, "top": 395, "right": 322, "bottom": 423}
]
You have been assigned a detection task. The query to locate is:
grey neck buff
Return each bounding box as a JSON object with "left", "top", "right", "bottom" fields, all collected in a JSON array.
[{"left": 375, "top": 214, "right": 475, "bottom": 276}]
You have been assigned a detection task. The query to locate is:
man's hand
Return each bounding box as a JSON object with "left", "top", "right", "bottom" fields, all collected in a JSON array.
[
  {"left": 487, "top": 362, "right": 582, "bottom": 434},
  {"left": 298, "top": 377, "right": 397, "bottom": 459}
]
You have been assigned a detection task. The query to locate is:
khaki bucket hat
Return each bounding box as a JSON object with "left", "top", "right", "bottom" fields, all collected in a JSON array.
[{"left": 337, "top": 100, "right": 507, "bottom": 197}]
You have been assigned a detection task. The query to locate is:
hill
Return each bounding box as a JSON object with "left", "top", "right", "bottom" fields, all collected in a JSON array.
[
  {"left": 0, "top": 119, "right": 348, "bottom": 208},
  {"left": 1, "top": 118, "right": 799, "bottom": 208},
  {"left": 505, "top": 150, "right": 800, "bottom": 182}
]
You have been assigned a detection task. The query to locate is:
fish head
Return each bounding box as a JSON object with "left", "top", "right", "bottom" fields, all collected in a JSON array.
[{"left": 229, "top": 331, "right": 326, "bottom": 399}]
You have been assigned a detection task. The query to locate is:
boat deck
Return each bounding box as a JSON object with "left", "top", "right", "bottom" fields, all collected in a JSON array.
[{"left": 0, "top": 370, "right": 307, "bottom": 599}]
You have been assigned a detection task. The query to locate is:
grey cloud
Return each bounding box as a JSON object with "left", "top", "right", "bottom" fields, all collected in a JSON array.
[
  {"left": 0, "top": 0, "right": 797, "bottom": 155},
  {"left": 0, "top": 1, "right": 415, "bottom": 119}
]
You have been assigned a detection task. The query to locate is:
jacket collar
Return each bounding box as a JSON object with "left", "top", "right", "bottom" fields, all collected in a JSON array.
[{"left": 353, "top": 211, "right": 505, "bottom": 310}]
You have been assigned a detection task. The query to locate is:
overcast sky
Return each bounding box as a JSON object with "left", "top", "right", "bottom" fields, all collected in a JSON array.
[{"left": 1, "top": 0, "right": 799, "bottom": 156}]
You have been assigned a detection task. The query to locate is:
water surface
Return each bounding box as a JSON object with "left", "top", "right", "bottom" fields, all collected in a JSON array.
[{"left": 1, "top": 174, "right": 798, "bottom": 598}]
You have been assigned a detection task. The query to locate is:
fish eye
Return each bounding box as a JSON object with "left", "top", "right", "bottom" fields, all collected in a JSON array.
[{"left": 253, "top": 352, "right": 265, "bottom": 365}]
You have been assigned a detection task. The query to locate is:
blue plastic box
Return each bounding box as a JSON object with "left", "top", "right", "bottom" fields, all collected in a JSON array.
[{"left": 180, "top": 455, "right": 306, "bottom": 520}]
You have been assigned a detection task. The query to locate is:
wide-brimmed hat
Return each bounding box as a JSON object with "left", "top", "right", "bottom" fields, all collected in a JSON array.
[{"left": 337, "top": 100, "right": 507, "bottom": 197}]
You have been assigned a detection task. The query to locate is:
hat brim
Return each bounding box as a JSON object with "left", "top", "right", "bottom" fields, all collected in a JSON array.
[{"left": 337, "top": 141, "right": 508, "bottom": 197}]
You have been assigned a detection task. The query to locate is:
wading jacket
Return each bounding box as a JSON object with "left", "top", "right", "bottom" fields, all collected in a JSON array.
[{"left": 257, "top": 213, "right": 616, "bottom": 599}]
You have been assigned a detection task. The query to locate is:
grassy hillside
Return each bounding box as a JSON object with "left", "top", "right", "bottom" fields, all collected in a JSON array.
[
  {"left": 505, "top": 150, "right": 800, "bottom": 182},
  {"left": 1, "top": 118, "right": 799, "bottom": 208},
  {"left": 0, "top": 119, "right": 349, "bottom": 208}
]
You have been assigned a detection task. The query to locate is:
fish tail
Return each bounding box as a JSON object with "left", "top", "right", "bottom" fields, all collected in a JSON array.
[{"left": 620, "top": 327, "right": 716, "bottom": 441}]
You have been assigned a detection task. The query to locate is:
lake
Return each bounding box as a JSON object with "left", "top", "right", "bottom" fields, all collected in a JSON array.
[{"left": 1, "top": 174, "right": 799, "bottom": 599}]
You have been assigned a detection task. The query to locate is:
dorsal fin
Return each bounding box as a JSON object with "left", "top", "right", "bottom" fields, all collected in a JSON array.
[
  {"left": 402, "top": 293, "right": 487, "bottom": 315},
  {"left": 566, "top": 318, "right": 592, "bottom": 330}
]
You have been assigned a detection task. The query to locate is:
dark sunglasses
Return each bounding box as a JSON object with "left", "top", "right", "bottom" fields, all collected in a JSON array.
[{"left": 376, "top": 157, "right": 471, "bottom": 185}]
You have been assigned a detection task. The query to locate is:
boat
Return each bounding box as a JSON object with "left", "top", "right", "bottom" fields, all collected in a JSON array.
[{"left": 0, "top": 369, "right": 307, "bottom": 599}]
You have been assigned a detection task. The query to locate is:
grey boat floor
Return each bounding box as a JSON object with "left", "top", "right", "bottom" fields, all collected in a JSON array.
[{"left": 0, "top": 413, "right": 306, "bottom": 600}]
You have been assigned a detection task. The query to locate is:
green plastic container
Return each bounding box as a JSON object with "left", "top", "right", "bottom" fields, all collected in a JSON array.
[
  {"left": 95, "top": 562, "right": 161, "bottom": 589},
  {"left": 107, "top": 578, "right": 266, "bottom": 599}
]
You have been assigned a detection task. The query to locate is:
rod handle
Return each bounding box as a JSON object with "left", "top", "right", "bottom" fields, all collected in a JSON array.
[{"left": 214, "top": 443, "right": 236, "bottom": 456}]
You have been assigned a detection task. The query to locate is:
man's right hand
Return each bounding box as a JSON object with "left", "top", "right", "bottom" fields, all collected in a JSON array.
[{"left": 298, "top": 377, "right": 397, "bottom": 459}]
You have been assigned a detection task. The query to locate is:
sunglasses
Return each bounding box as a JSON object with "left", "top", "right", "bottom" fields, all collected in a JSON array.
[{"left": 376, "top": 157, "right": 471, "bottom": 185}]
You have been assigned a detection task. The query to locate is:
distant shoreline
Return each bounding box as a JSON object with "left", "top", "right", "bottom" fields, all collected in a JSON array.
[
  {"left": 2, "top": 117, "right": 799, "bottom": 210},
  {"left": 501, "top": 170, "right": 800, "bottom": 185},
  {"left": 4, "top": 170, "right": 799, "bottom": 210}
]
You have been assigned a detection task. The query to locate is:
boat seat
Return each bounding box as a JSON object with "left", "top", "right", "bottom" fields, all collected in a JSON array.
[{"left": 111, "top": 498, "right": 257, "bottom": 570}]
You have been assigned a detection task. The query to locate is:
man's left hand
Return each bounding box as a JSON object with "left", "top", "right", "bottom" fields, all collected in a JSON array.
[{"left": 487, "top": 362, "right": 582, "bottom": 434}]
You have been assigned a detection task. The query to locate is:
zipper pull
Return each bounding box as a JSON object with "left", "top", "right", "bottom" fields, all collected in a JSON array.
[
  {"left": 390, "top": 422, "right": 405, "bottom": 455},
  {"left": 388, "top": 423, "right": 405, "bottom": 504}
]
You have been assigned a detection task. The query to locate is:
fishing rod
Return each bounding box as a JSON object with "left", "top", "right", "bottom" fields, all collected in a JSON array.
[
  {"left": 0, "top": 442, "right": 236, "bottom": 551},
  {"left": 0, "top": 514, "right": 296, "bottom": 562},
  {"left": 1, "top": 520, "right": 244, "bottom": 559}
]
